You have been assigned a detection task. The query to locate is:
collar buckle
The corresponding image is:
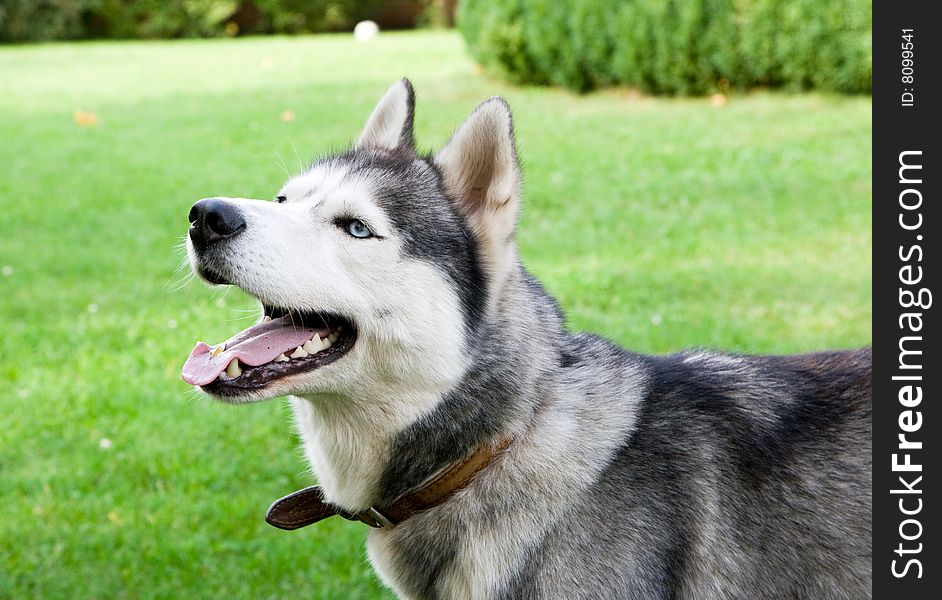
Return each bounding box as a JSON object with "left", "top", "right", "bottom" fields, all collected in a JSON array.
[
  {"left": 360, "top": 506, "right": 396, "bottom": 528},
  {"left": 338, "top": 505, "right": 396, "bottom": 528}
]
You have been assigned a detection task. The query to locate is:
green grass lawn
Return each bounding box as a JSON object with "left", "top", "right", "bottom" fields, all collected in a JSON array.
[{"left": 0, "top": 31, "right": 870, "bottom": 599}]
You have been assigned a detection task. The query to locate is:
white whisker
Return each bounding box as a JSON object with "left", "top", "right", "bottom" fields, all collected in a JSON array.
[
  {"left": 274, "top": 152, "right": 290, "bottom": 178},
  {"left": 289, "top": 138, "right": 304, "bottom": 172}
]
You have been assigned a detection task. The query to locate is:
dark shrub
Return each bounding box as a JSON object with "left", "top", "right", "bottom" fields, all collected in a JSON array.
[{"left": 0, "top": 0, "right": 406, "bottom": 41}]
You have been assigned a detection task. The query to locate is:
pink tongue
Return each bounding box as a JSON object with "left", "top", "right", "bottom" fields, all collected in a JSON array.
[{"left": 181, "top": 316, "right": 327, "bottom": 386}]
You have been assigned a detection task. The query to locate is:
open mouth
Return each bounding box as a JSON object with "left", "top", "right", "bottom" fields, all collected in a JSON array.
[{"left": 181, "top": 306, "right": 356, "bottom": 396}]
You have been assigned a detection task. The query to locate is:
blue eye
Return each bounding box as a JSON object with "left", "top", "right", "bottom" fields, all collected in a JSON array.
[{"left": 344, "top": 219, "right": 373, "bottom": 239}]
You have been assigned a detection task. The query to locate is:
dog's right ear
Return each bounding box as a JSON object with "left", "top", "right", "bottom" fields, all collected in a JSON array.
[
  {"left": 435, "top": 97, "right": 521, "bottom": 314},
  {"left": 356, "top": 79, "right": 416, "bottom": 153}
]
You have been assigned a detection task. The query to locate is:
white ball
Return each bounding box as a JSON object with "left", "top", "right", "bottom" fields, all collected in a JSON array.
[{"left": 354, "top": 20, "right": 379, "bottom": 42}]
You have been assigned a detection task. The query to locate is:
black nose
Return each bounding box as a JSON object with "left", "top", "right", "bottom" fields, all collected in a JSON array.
[{"left": 188, "top": 198, "right": 246, "bottom": 248}]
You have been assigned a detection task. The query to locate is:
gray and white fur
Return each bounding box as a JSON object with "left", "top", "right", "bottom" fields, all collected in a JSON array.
[{"left": 185, "top": 79, "right": 872, "bottom": 599}]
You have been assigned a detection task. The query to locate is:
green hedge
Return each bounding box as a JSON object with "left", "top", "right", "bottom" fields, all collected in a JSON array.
[{"left": 458, "top": 0, "right": 871, "bottom": 95}]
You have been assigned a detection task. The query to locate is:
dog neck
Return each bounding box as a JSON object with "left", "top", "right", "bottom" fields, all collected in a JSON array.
[
  {"left": 291, "top": 266, "right": 563, "bottom": 512},
  {"left": 290, "top": 386, "right": 447, "bottom": 511}
]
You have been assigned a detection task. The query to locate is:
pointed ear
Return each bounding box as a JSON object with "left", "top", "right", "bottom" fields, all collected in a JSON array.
[
  {"left": 434, "top": 98, "right": 521, "bottom": 303},
  {"left": 356, "top": 79, "right": 416, "bottom": 153}
]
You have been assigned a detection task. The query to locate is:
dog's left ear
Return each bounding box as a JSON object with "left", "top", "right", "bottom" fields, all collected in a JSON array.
[
  {"left": 435, "top": 98, "right": 521, "bottom": 308},
  {"left": 356, "top": 79, "right": 416, "bottom": 153}
]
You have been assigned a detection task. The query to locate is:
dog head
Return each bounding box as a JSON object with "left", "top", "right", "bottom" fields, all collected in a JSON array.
[{"left": 182, "top": 80, "right": 523, "bottom": 406}]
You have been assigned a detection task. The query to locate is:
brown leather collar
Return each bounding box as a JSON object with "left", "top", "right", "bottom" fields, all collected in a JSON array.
[{"left": 266, "top": 436, "right": 512, "bottom": 530}]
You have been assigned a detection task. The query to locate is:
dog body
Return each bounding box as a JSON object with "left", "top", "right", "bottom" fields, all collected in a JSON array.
[{"left": 184, "top": 80, "right": 872, "bottom": 599}]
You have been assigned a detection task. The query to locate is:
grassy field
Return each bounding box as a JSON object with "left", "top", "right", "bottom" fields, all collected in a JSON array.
[{"left": 0, "top": 31, "right": 870, "bottom": 599}]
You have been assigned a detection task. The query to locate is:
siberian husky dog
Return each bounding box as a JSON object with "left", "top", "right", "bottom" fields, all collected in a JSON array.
[{"left": 182, "top": 80, "right": 872, "bottom": 599}]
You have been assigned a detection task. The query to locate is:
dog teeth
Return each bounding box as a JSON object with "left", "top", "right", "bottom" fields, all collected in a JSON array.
[
  {"left": 262, "top": 315, "right": 272, "bottom": 322},
  {"left": 209, "top": 345, "right": 225, "bottom": 358},
  {"left": 264, "top": 332, "right": 341, "bottom": 366},
  {"left": 225, "top": 358, "right": 242, "bottom": 378}
]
